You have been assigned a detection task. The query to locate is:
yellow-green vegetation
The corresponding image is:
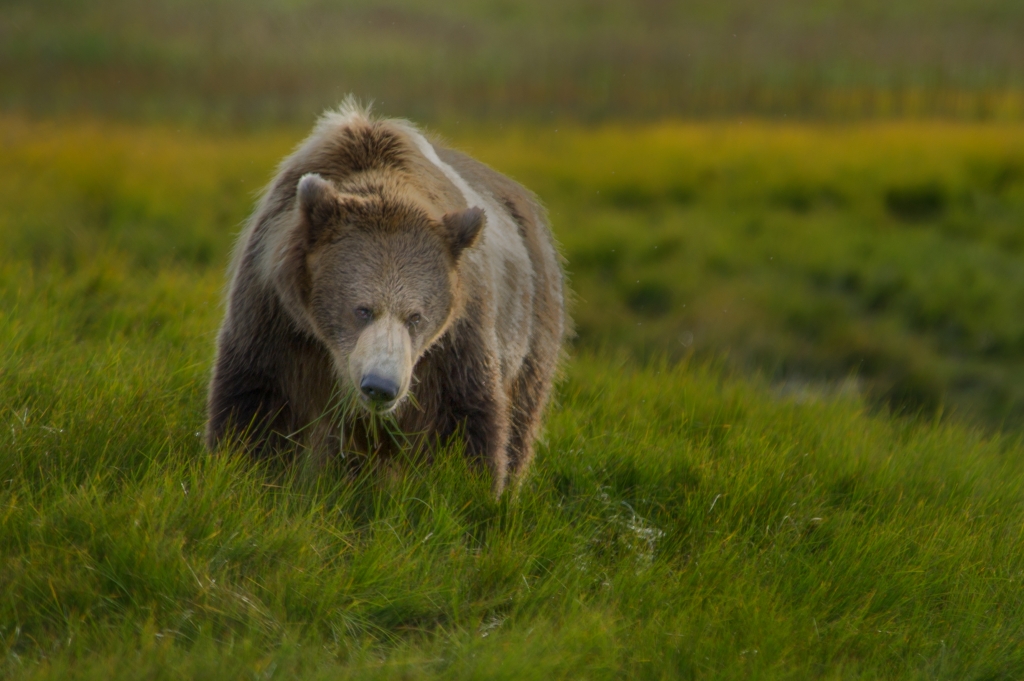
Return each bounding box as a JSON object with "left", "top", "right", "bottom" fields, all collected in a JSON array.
[
  {"left": 4, "top": 115, "right": 1024, "bottom": 677},
  {"left": 461, "top": 122, "right": 1024, "bottom": 424},
  {"left": 6, "top": 116, "right": 1024, "bottom": 422}
]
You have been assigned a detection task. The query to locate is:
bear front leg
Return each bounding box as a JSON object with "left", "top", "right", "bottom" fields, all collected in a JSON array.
[
  {"left": 506, "top": 349, "right": 557, "bottom": 485},
  {"left": 206, "top": 352, "right": 292, "bottom": 459},
  {"left": 417, "top": 323, "right": 511, "bottom": 495},
  {"left": 457, "top": 373, "right": 510, "bottom": 496}
]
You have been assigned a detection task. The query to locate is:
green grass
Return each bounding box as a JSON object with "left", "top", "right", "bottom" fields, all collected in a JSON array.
[
  {"left": 4, "top": 115, "right": 1024, "bottom": 676},
  {"left": 4, "top": 258, "right": 1024, "bottom": 678}
]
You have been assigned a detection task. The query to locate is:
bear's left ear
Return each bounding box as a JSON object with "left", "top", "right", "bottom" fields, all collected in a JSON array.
[{"left": 441, "top": 207, "right": 485, "bottom": 260}]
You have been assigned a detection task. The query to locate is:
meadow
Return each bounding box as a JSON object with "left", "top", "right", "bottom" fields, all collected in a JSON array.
[
  {"left": 5, "top": 116, "right": 1024, "bottom": 423},
  {"left": 3, "top": 113, "right": 1024, "bottom": 677}
]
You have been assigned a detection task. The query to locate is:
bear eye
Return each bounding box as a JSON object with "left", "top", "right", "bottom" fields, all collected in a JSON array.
[
  {"left": 406, "top": 313, "right": 422, "bottom": 329},
  {"left": 354, "top": 306, "right": 373, "bottom": 321}
]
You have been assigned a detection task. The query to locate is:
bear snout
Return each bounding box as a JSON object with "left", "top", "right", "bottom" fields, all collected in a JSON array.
[
  {"left": 347, "top": 316, "right": 413, "bottom": 413},
  {"left": 360, "top": 373, "right": 400, "bottom": 406}
]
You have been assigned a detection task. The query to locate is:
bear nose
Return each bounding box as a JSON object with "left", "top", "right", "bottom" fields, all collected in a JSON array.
[{"left": 360, "top": 373, "right": 399, "bottom": 404}]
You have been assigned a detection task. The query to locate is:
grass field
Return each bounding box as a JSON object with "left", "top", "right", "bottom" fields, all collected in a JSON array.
[
  {"left": 3, "top": 114, "right": 1024, "bottom": 677},
  {"left": 5, "top": 115, "right": 1024, "bottom": 424}
]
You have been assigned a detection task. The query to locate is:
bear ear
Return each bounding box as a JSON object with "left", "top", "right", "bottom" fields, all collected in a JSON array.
[
  {"left": 297, "top": 173, "right": 343, "bottom": 243},
  {"left": 297, "top": 173, "right": 367, "bottom": 244},
  {"left": 441, "top": 207, "right": 485, "bottom": 260}
]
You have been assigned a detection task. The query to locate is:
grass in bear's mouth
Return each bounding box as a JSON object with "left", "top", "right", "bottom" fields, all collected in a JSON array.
[
  {"left": 4, "top": 115, "right": 1024, "bottom": 677},
  {"left": 342, "top": 389, "right": 410, "bottom": 454}
]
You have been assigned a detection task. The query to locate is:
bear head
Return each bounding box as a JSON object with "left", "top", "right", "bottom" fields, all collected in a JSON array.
[{"left": 274, "top": 172, "right": 484, "bottom": 413}]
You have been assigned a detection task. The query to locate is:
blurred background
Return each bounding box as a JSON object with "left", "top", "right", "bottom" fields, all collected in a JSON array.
[
  {"left": 3, "top": 0, "right": 1023, "bottom": 125},
  {"left": 3, "top": 0, "right": 1024, "bottom": 429}
]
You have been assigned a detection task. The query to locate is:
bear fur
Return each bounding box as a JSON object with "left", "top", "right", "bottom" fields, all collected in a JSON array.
[{"left": 205, "top": 101, "right": 567, "bottom": 495}]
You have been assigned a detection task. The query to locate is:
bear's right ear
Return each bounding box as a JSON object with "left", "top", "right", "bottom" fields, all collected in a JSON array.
[{"left": 297, "top": 173, "right": 343, "bottom": 244}]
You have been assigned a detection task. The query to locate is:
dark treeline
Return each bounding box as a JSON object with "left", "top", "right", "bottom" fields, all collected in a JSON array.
[{"left": 2, "top": 0, "right": 1023, "bottom": 125}]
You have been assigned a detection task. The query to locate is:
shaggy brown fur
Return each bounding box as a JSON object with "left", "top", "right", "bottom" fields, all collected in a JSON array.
[{"left": 205, "top": 101, "right": 566, "bottom": 495}]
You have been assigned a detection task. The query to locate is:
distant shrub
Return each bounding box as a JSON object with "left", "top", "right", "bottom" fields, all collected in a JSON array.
[
  {"left": 862, "top": 271, "right": 909, "bottom": 312},
  {"left": 625, "top": 281, "right": 673, "bottom": 317},
  {"left": 569, "top": 242, "right": 624, "bottom": 278},
  {"left": 970, "top": 157, "right": 1024, "bottom": 195},
  {"left": 602, "top": 182, "right": 695, "bottom": 209},
  {"left": 878, "top": 367, "right": 945, "bottom": 417},
  {"left": 637, "top": 238, "right": 681, "bottom": 265},
  {"left": 604, "top": 183, "right": 658, "bottom": 208},
  {"left": 665, "top": 183, "right": 697, "bottom": 204},
  {"left": 990, "top": 160, "right": 1024, "bottom": 194},
  {"left": 770, "top": 185, "right": 815, "bottom": 213},
  {"left": 770, "top": 183, "right": 846, "bottom": 213},
  {"left": 884, "top": 182, "right": 948, "bottom": 221}
]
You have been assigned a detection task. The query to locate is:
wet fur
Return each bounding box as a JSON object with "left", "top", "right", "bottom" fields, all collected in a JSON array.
[{"left": 206, "top": 101, "right": 567, "bottom": 494}]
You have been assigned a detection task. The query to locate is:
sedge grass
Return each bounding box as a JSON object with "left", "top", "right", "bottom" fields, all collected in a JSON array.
[
  {"left": 3, "top": 257, "right": 1024, "bottom": 677},
  {"left": 3, "top": 116, "right": 1024, "bottom": 676}
]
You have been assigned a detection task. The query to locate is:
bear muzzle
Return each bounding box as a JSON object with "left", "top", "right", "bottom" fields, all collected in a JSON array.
[{"left": 347, "top": 316, "right": 413, "bottom": 413}]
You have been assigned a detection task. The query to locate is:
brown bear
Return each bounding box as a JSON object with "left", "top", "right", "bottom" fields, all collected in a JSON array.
[{"left": 205, "top": 100, "right": 567, "bottom": 495}]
